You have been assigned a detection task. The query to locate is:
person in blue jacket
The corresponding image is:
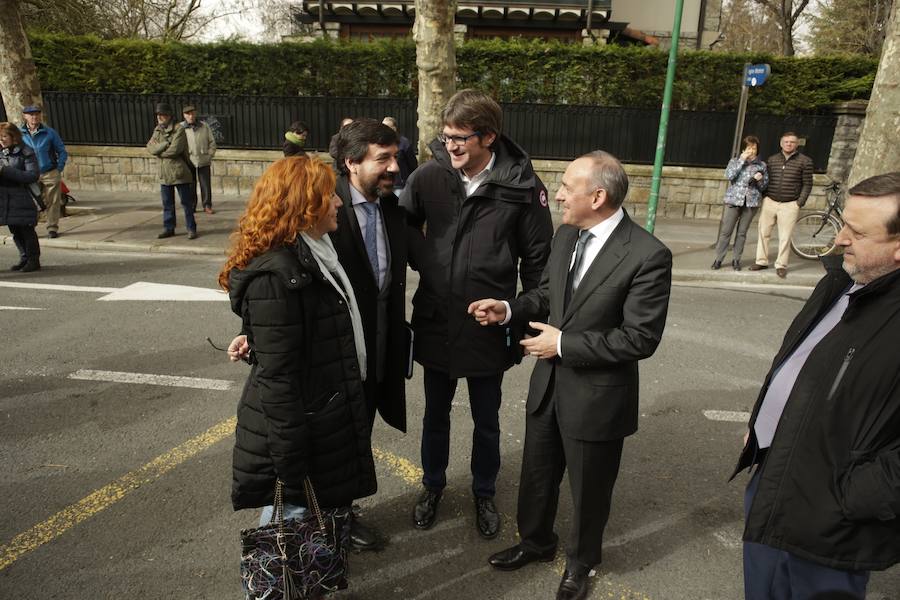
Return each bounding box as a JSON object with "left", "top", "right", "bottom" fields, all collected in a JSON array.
[
  {"left": 712, "top": 135, "right": 768, "bottom": 271},
  {"left": 19, "top": 105, "right": 68, "bottom": 239}
]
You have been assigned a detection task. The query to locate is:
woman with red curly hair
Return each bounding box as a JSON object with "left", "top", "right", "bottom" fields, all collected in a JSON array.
[{"left": 220, "top": 156, "right": 376, "bottom": 564}]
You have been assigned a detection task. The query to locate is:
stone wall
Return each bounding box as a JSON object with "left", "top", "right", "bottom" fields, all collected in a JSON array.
[{"left": 64, "top": 145, "right": 830, "bottom": 219}]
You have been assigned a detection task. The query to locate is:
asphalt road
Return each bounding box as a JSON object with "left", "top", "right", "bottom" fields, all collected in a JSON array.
[{"left": 1, "top": 245, "right": 898, "bottom": 599}]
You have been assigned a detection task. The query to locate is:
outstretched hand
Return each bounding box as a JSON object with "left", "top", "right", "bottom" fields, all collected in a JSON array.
[{"left": 467, "top": 299, "right": 508, "bottom": 326}]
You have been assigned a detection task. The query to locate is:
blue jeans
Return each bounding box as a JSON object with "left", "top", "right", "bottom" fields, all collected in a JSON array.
[
  {"left": 743, "top": 469, "right": 869, "bottom": 599},
  {"left": 160, "top": 183, "right": 196, "bottom": 233},
  {"left": 258, "top": 503, "right": 308, "bottom": 527},
  {"left": 421, "top": 368, "right": 503, "bottom": 498}
]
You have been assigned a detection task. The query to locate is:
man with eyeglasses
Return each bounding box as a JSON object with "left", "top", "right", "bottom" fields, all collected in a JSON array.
[{"left": 400, "top": 89, "right": 553, "bottom": 540}]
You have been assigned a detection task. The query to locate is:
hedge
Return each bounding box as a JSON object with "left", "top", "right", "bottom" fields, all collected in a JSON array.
[{"left": 29, "top": 34, "right": 877, "bottom": 114}]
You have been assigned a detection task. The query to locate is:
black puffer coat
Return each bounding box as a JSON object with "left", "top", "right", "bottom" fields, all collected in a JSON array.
[
  {"left": 401, "top": 135, "right": 553, "bottom": 377},
  {"left": 0, "top": 144, "right": 39, "bottom": 227},
  {"left": 228, "top": 240, "right": 377, "bottom": 511}
]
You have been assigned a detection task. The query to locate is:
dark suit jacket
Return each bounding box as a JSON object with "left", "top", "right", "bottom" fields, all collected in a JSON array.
[
  {"left": 509, "top": 213, "right": 672, "bottom": 441},
  {"left": 329, "top": 175, "right": 408, "bottom": 432}
]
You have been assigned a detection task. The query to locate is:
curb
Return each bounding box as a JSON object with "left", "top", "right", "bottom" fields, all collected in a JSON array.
[{"left": 672, "top": 268, "right": 821, "bottom": 287}]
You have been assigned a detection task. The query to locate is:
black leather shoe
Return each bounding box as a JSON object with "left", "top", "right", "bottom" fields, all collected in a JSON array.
[
  {"left": 489, "top": 544, "right": 556, "bottom": 571},
  {"left": 732, "top": 259, "right": 742, "bottom": 271},
  {"left": 556, "top": 566, "right": 590, "bottom": 600},
  {"left": 710, "top": 259, "right": 722, "bottom": 270},
  {"left": 349, "top": 517, "right": 384, "bottom": 553},
  {"left": 157, "top": 230, "right": 175, "bottom": 239},
  {"left": 20, "top": 260, "right": 41, "bottom": 273},
  {"left": 47, "top": 231, "right": 59, "bottom": 239},
  {"left": 10, "top": 258, "right": 26, "bottom": 271},
  {"left": 413, "top": 489, "right": 441, "bottom": 530},
  {"left": 475, "top": 496, "right": 500, "bottom": 539}
]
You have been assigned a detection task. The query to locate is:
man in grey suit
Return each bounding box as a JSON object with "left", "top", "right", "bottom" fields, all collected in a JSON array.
[{"left": 468, "top": 151, "right": 672, "bottom": 600}]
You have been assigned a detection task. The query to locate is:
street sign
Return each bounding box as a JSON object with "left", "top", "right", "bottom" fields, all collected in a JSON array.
[{"left": 744, "top": 64, "right": 771, "bottom": 87}]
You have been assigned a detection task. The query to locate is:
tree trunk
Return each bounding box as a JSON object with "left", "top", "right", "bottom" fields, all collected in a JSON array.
[
  {"left": 848, "top": 0, "right": 900, "bottom": 185},
  {"left": 413, "top": 0, "right": 457, "bottom": 162},
  {"left": 782, "top": 19, "right": 795, "bottom": 55},
  {"left": 0, "top": 0, "right": 43, "bottom": 122}
]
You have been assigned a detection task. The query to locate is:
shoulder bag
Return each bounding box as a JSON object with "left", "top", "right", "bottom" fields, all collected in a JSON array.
[{"left": 239, "top": 478, "right": 350, "bottom": 600}]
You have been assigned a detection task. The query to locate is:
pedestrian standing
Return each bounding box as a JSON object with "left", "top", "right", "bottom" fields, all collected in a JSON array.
[
  {"left": 181, "top": 105, "right": 217, "bottom": 214},
  {"left": 749, "top": 132, "right": 813, "bottom": 278},
  {"left": 712, "top": 136, "right": 768, "bottom": 271},
  {"left": 146, "top": 103, "right": 197, "bottom": 239},
  {"left": 19, "top": 105, "right": 67, "bottom": 239},
  {"left": 0, "top": 122, "right": 42, "bottom": 271}
]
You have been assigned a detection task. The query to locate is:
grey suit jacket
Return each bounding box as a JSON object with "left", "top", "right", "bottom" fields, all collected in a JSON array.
[{"left": 509, "top": 213, "right": 672, "bottom": 441}]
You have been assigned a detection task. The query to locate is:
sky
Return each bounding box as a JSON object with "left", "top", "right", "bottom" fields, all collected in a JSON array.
[{"left": 194, "top": 0, "right": 270, "bottom": 42}]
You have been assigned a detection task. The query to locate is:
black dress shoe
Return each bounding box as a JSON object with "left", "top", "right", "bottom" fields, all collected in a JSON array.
[
  {"left": 157, "top": 230, "right": 175, "bottom": 239},
  {"left": 475, "top": 496, "right": 500, "bottom": 539},
  {"left": 10, "top": 258, "right": 26, "bottom": 271},
  {"left": 733, "top": 259, "right": 742, "bottom": 271},
  {"left": 413, "top": 489, "right": 441, "bottom": 530},
  {"left": 47, "top": 231, "right": 59, "bottom": 239},
  {"left": 556, "top": 567, "right": 590, "bottom": 600},
  {"left": 710, "top": 259, "right": 722, "bottom": 270},
  {"left": 349, "top": 517, "right": 384, "bottom": 553},
  {"left": 489, "top": 544, "right": 556, "bottom": 571},
  {"left": 20, "top": 260, "right": 41, "bottom": 273}
]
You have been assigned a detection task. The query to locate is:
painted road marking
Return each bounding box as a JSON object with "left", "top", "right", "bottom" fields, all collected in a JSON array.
[
  {"left": 703, "top": 410, "right": 751, "bottom": 422},
  {"left": 97, "top": 282, "right": 228, "bottom": 302},
  {"left": 0, "top": 280, "right": 227, "bottom": 301},
  {"left": 69, "top": 369, "right": 234, "bottom": 391},
  {"left": 0, "top": 281, "right": 117, "bottom": 293},
  {"left": 0, "top": 306, "right": 45, "bottom": 311},
  {"left": 371, "top": 446, "right": 423, "bottom": 486},
  {"left": 0, "top": 417, "right": 237, "bottom": 571}
]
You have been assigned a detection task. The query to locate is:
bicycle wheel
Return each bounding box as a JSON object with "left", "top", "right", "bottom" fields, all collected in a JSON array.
[{"left": 791, "top": 213, "right": 841, "bottom": 259}]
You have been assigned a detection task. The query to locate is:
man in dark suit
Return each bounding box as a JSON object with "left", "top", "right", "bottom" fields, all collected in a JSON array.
[
  {"left": 228, "top": 119, "right": 408, "bottom": 551},
  {"left": 468, "top": 151, "right": 672, "bottom": 600},
  {"left": 327, "top": 119, "right": 409, "bottom": 434}
]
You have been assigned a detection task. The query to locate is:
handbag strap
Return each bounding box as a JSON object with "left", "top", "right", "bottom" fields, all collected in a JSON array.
[
  {"left": 271, "top": 478, "right": 327, "bottom": 535},
  {"left": 303, "top": 477, "right": 327, "bottom": 534}
]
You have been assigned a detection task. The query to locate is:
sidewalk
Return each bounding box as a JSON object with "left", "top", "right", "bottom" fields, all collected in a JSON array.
[{"left": 2, "top": 189, "right": 828, "bottom": 287}]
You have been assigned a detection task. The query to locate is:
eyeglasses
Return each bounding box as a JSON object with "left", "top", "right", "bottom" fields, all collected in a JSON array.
[{"left": 439, "top": 131, "right": 481, "bottom": 146}]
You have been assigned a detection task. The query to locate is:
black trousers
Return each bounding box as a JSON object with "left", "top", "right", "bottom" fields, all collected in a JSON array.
[
  {"left": 421, "top": 367, "right": 503, "bottom": 498},
  {"left": 517, "top": 392, "right": 624, "bottom": 570},
  {"left": 8, "top": 224, "right": 40, "bottom": 262},
  {"left": 188, "top": 164, "right": 213, "bottom": 208}
]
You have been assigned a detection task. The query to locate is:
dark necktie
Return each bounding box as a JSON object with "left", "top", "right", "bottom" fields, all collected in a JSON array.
[
  {"left": 362, "top": 202, "right": 380, "bottom": 284},
  {"left": 564, "top": 230, "right": 593, "bottom": 309}
]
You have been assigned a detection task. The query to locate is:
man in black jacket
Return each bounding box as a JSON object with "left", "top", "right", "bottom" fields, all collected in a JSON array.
[
  {"left": 734, "top": 171, "right": 900, "bottom": 599},
  {"left": 401, "top": 90, "right": 554, "bottom": 539},
  {"left": 749, "top": 131, "right": 813, "bottom": 278}
]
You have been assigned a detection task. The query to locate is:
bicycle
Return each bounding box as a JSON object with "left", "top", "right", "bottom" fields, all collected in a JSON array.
[{"left": 790, "top": 180, "right": 844, "bottom": 259}]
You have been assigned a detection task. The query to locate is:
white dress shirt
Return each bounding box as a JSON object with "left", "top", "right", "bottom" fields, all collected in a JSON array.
[
  {"left": 460, "top": 152, "right": 496, "bottom": 197},
  {"left": 503, "top": 208, "right": 626, "bottom": 357},
  {"left": 349, "top": 183, "right": 387, "bottom": 288}
]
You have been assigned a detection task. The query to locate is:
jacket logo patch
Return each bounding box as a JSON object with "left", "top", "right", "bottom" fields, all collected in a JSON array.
[{"left": 539, "top": 190, "right": 548, "bottom": 207}]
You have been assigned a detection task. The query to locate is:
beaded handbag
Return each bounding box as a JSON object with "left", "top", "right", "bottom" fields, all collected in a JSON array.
[{"left": 240, "top": 478, "right": 350, "bottom": 600}]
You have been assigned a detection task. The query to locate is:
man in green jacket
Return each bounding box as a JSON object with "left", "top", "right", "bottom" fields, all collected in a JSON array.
[{"left": 146, "top": 103, "right": 196, "bottom": 239}]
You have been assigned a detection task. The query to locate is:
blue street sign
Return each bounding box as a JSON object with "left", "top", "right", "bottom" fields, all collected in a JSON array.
[{"left": 744, "top": 64, "right": 771, "bottom": 87}]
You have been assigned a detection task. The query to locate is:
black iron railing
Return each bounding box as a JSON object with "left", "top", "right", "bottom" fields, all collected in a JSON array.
[{"left": 0, "top": 92, "right": 836, "bottom": 171}]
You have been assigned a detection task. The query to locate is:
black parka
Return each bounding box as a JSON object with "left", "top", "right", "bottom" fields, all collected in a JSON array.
[
  {"left": 0, "top": 144, "right": 39, "bottom": 227},
  {"left": 228, "top": 241, "right": 376, "bottom": 511},
  {"left": 733, "top": 263, "right": 900, "bottom": 571},
  {"left": 401, "top": 135, "right": 553, "bottom": 378}
]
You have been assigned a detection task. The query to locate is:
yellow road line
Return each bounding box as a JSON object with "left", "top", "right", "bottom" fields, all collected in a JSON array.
[
  {"left": 371, "top": 446, "right": 423, "bottom": 486},
  {"left": 0, "top": 417, "right": 237, "bottom": 571}
]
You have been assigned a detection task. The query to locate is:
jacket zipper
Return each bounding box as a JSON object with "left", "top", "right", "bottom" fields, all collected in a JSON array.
[{"left": 826, "top": 348, "right": 855, "bottom": 402}]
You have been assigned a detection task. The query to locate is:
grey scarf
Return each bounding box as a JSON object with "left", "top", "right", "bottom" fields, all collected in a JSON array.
[{"left": 300, "top": 232, "right": 367, "bottom": 381}]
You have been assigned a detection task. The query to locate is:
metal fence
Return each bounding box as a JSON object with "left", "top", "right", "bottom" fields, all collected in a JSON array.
[{"left": 1, "top": 92, "right": 837, "bottom": 171}]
